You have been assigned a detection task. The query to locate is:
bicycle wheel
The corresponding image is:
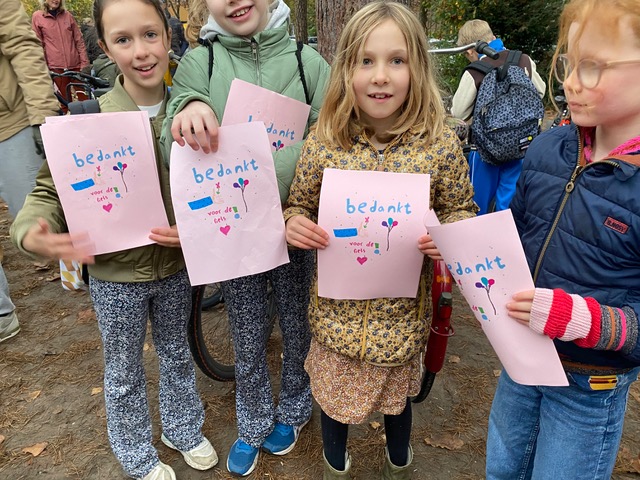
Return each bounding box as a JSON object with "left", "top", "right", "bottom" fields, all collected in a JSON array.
[
  {"left": 201, "top": 282, "right": 224, "bottom": 310},
  {"left": 188, "top": 282, "right": 279, "bottom": 382},
  {"left": 188, "top": 285, "right": 235, "bottom": 381}
]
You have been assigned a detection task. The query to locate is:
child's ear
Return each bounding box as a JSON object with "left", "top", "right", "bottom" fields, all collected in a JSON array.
[
  {"left": 166, "top": 28, "right": 172, "bottom": 51},
  {"left": 98, "top": 40, "right": 115, "bottom": 62}
]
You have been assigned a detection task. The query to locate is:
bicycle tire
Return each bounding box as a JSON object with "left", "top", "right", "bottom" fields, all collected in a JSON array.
[
  {"left": 188, "top": 285, "right": 236, "bottom": 381},
  {"left": 201, "top": 283, "right": 224, "bottom": 310},
  {"left": 188, "top": 282, "right": 278, "bottom": 382}
]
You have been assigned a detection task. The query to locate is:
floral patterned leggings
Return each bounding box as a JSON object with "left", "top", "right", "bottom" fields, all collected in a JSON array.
[
  {"left": 90, "top": 270, "right": 205, "bottom": 478},
  {"left": 221, "top": 249, "right": 314, "bottom": 448}
]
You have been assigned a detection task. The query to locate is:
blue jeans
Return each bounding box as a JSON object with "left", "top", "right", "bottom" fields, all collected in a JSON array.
[
  {"left": 468, "top": 151, "right": 523, "bottom": 214},
  {"left": 486, "top": 368, "right": 640, "bottom": 480}
]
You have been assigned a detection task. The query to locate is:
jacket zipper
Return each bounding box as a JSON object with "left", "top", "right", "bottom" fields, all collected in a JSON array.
[
  {"left": 532, "top": 145, "right": 620, "bottom": 282},
  {"left": 251, "top": 39, "right": 261, "bottom": 85}
]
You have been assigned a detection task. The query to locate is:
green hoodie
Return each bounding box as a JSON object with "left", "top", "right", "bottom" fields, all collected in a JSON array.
[
  {"left": 11, "top": 76, "right": 185, "bottom": 282},
  {"left": 162, "top": 21, "right": 330, "bottom": 204}
]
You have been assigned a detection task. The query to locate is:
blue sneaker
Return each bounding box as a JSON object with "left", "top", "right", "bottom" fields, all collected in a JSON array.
[
  {"left": 262, "top": 420, "right": 309, "bottom": 456},
  {"left": 226, "top": 438, "right": 259, "bottom": 477}
]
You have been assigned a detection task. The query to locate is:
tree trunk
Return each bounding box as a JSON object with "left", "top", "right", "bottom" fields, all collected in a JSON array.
[
  {"left": 316, "top": 0, "right": 416, "bottom": 62},
  {"left": 294, "top": 0, "right": 308, "bottom": 43}
]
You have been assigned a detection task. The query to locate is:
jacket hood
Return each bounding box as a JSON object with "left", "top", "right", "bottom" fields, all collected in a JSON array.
[{"left": 200, "top": 0, "right": 290, "bottom": 42}]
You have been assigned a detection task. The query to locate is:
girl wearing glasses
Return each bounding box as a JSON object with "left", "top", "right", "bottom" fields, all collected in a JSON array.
[{"left": 485, "top": 0, "right": 640, "bottom": 479}]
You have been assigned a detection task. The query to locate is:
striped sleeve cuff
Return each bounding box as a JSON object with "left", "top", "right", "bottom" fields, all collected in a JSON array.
[{"left": 529, "top": 288, "right": 593, "bottom": 341}]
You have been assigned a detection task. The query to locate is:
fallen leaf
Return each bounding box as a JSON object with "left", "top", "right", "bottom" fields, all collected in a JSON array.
[
  {"left": 32, "top": 261, "right": 51, "bottom": 271},
  {"left": 91, "top": 387, "right": 103, "bottom": 396},
  {"left": 370, "top": 421, "right": 381, "bottom": 430},
  {"left": 448, "top": 355, "right": 461, "bottom": 364},
  {"left": 493, "top": 370, "right": 502, "bottom": 377},
  {"left": 143, "top": 343, "right": 150, "bottom": 351},
  {"left": 45, "top": 273, "right": 61, "bottom": 282},
  {"left": 424, "top": 434, "right": 464, "bottom": 450},
  {"left": 0, "top": 434, "right": 5, "bottom": 444},
  {"left": 28, "top": 390, "right": 42, "bottom": 401},
  {"left": 22, "top": 442, "right": 48, "bottom": 457}
]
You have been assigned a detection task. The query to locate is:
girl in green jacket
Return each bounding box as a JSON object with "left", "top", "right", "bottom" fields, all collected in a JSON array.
[
  {"left": 163, "top": 0, "right": 330, "bottom": 476},
  {"left": 11, "top": 0, "right": 217, "bottom": 479}
]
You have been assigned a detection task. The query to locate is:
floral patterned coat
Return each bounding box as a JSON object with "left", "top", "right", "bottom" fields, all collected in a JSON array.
[{"left": 284, "top": 126, "right": 477, "bottom": 365}]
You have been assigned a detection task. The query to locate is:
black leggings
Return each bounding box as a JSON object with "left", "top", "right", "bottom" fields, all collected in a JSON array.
[{"left": 321, "top": 398, "right": 412, "bottom": 470}]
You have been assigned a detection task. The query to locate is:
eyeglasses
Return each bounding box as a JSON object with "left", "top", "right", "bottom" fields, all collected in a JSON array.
[{"left": 554, "top": 54, "right": 640, "bottom": 88}]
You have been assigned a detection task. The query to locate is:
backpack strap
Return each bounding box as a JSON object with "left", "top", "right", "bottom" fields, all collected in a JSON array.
[
  {"left": 197, "top": 37, "right": 215, "bottom": 80},
  {"left": 68, "top": 99, "right": 101, "bottom": 115},
  {"left": 465, "top": 60, "right": 496, "bottom": 90},
  {"left": 295, "top": 41, "right": 311, "bottom": 105}
]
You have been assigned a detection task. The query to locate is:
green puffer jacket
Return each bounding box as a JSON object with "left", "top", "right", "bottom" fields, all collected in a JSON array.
[
  {"left": 284, "top": 128, "right": 478, "bottom": 365},
  {"left": 11, "top": 76, "right": 185, "bottom": 282},
  {"left": 162, "top": 22, "right": 330, "bottom": 204}
]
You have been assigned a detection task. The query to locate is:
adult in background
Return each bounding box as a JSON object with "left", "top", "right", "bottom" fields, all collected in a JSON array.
[
  {"left": 451, "top": 20, "right": 545, "bottom": 215},
  {"left": 0, "top": 0, "right": 60, "bottom": 342},
  {"left": 32, "top": 0, "right": 90, "bottom": 105},
  {"left": 80, "top": 17, "right": 103, "bottom": 64}
]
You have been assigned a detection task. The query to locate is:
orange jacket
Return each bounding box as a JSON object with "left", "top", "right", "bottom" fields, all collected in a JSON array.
[{"left": 31, "top": 9, "right": 89, "bottom": 71}]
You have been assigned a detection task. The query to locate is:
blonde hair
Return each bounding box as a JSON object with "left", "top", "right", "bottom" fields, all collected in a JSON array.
[
  {"left": 551, "top": 0, "right": 640, "bottom": 92},
  {"left": 41, "top": 0, "right": 65, "bottom": 12},
  {"left": 315, "top": 1, "right": 445, "bottom": 150},
  {"left": 186, "top": 0, "right": 209, "bottom": 49},
  {"left": 456, "top": 19, "right": 494, "bottom": 47}
]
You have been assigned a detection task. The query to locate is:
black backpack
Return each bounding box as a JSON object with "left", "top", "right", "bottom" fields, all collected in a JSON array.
[{"left": 465, "top": 50, "right": 544, "bottom": 166}]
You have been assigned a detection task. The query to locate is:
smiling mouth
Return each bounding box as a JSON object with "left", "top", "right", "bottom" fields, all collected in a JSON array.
[
  {"left": 135, "top": 64, "right": 156, "bottom": 72},
  {"left": 369, "top": 94, "right": 391, "bottom": 99},
  {"left": 230, "top": 7, "right": 251, "bottom": 18}
]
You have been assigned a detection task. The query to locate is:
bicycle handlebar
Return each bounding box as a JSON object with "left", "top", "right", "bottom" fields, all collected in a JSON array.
[
  {"left": 429, "top": 40, "right": 500, "bottom": 60},
  {"left": 50, "top": 70, "right": 110, "bottom": 89}
]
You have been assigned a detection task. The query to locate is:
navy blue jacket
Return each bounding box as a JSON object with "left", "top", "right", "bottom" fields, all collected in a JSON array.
[{"left": 512, "top": 124, "right": 640, "bottom": 371}]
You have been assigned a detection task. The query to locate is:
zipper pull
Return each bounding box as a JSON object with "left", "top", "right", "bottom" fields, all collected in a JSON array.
[
  {"left": 565, "top": 165, "right": 582, "bottom": 193},
  {"left": 376, "top": 152, "right": 385, "bottom": 172}
]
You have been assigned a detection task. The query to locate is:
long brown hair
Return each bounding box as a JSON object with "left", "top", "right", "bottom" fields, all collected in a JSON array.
[{"left": 315, "top": 1, "right": 445, "bottom": 150}]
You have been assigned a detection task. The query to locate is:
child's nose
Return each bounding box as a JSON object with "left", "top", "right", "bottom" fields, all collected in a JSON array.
[
  {"left": 371, "top": 64, "right": 389, "bottom": 84},
  {"left": 133, "top": 41, "right": 149, "bottom": 58}
]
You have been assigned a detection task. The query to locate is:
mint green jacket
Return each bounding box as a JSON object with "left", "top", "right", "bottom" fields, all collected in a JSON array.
[
  {"left": 162, "top": 22, "right": 330, "bottom": 204},
  {"left": 11, "top": 76, "right": 185, "bottom": 282}
]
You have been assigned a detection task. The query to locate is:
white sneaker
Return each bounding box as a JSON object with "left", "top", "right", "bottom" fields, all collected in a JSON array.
[
  {"left": 161, "top": 433, "right": 218, "bottom": 470},
  {"left": 139, "top": 462, "right": 176, "bottom": 480},
  {"left": 0, "top": 311, "right": 20, "bottom": 343}
]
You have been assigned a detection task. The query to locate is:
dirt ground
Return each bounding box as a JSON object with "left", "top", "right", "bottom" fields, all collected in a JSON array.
[{"left": 1, "top": 199, "right": 640, "bottom": 480}]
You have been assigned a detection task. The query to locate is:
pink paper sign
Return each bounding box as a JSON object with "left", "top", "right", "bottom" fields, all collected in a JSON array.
[
  {"left": 40, "top": 111, "right": 169, "bottom": 255},
  {"left": 317, "top": 169, "right": 430, "bottom": 299},
  {"left": 426, "top": 209, "right": 568, "bottom": 387},
  {"left": 170, "top": 122, "right": 289, "bottom": 285},
  {"left": 222, "top": 78, "right": 311, "bottom": 152}
]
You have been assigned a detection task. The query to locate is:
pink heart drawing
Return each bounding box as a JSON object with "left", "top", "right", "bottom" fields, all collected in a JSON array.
[
  {"left": 356, "top": 256, "right": 368, "bottom": 265},
  {"left": 102, "top": 203, "right": 113, "bottom": 213},
  {"left": 220, "top": 225, "right": 231, "bottom": 236}
]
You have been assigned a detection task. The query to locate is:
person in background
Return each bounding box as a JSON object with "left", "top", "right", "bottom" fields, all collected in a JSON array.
[
  {"left": 0, "top": 0, "right": 59, "bottom": 344},
  {"left": 164, "top": 7, "right": 187, "bottom": 57},
  {"left": 184, "top": 0, "right": 208, "bottom": 51},
  {"left": 80, "top": 17, "right": 103, "bottom": 65},
  {"left": 32, "top": 0, "right": 90, "bottom": 105},
  {"left": 451, "top": 19, "right": 545, "bottom": 215}
]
